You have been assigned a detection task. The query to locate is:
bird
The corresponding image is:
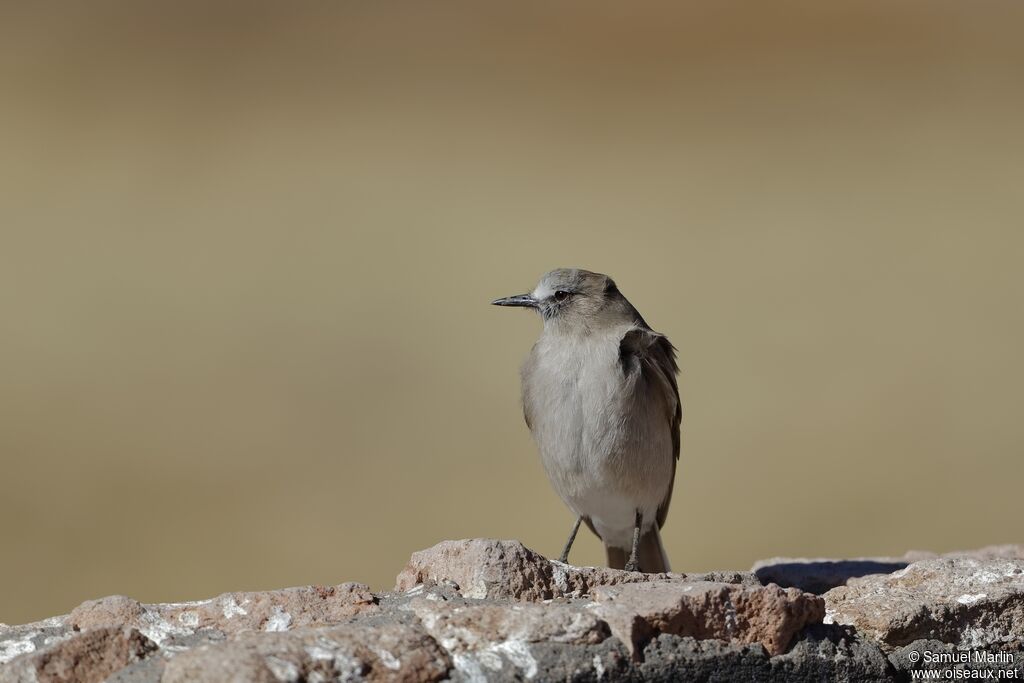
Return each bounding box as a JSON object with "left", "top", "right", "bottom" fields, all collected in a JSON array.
[{"left": 492, "top": 268, "right": 681, "bottom": 573}]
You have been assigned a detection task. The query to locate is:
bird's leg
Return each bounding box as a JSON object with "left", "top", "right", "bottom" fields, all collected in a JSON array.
[
  {"left": 624, "top": 510, "right": 642, "bottom": 572},
  {"left": 558, "top": 516, "right": 583, "bottom": 563}
]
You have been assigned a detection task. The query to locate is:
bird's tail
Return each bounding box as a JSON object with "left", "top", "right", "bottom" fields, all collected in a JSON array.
[{"left": 605, "top": 527, "right": 671, "bottom": 573}]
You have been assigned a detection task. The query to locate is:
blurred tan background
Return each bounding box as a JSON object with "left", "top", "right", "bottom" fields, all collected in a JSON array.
[{"left": 2, "top": 1, "right": 1023, "bottom": 625}]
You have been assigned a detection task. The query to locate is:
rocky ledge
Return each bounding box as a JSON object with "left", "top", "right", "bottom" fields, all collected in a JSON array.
[{"left": 2, "top": 541, "right": 1022, "bottom": 682}]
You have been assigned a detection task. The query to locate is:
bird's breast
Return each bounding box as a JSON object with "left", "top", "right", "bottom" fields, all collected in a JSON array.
[{"left": 521, "top": 333, "right": 634, "bottom": 485}]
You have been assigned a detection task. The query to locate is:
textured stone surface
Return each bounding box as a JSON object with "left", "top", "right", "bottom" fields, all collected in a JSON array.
[
  {"left": 395, "top": 538, "right": 757, "bottom": 601},
  {"left": 0, "top": 626, "right": 155, "bottom": 683},
  {"left": 4, "top": 541, "right": 1024, "bottom": 682},
  {"left": 771, "top": 625, "right": 894, "bottom": 682},
  {"left": 162, "top": 622, "right": 450, "bottom": 683},
  {"left": 408, "top": 597, "right": 608, "bottom": 679},
  {"left": 518, "top": 629, "right": 894, "bottom": 683},
  {"left": 825, "top": 557, "right": 1024, "bottom": 648},
  {"left": 591, "top": 580, "right": 825, "bottom": 656},
  {"left": 69, "top": 583, "right": 377, "bottom": 643},
  {"left": 0, "top": 621, "right": 73, "bottom": 667},
  {"left": 753, "top": 545, "right": 1024, "bottom": 595}
]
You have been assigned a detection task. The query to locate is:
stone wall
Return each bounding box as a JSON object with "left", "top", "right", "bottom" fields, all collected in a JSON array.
[{"left": 1, "top": 540, "right": 1022, "bottom": 681}]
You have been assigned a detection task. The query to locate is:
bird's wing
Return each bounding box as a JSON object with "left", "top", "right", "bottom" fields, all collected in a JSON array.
[{"left": 619, "top": 327, "right": 681, "bottom": 529}]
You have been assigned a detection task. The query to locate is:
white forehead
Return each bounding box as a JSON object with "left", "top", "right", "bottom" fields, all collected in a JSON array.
[
  {"left": 532, "top": 281, "right": 555, "bottom": 300},
  {"left": 532, "top": 270, "right": 579, "bottom": 300}
]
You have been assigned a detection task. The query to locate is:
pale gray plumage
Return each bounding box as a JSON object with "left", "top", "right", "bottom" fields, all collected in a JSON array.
[{"left": 493, "top": 268, "right": 681, "bottom": 573}]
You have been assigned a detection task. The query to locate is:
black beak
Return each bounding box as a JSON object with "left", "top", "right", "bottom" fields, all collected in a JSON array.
[{"left": 491, "top": 293, "right": 538, "bottom": 308}]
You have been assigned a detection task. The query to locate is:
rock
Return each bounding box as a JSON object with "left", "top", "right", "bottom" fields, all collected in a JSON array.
[
  {"left": 825, "top": 557, "right": 1024, "bottom": 648},
  {"left": 633, "top": 635, "right": 769, "bottom": 682},
  {"left": 0, "top": 621, "right": 74, "bottom": 667},
  {"left": 68, "top": 583, "right": 377, "bottom": 645},
  {"left": 631, "top": 629, "right": 893, "bottom": 683},
  {"left": 408, "top": 597, "right": 609, "bottom": 679},
  {"left": 440, "top": 630, "right": 895, "bottom": 683},
  {"left": 104, "top": 655, "right": 166, "bottom": 683},
  {"left": 395, "top": 539, "right": 757, "bottom": 601},
  {"left": 752, "top": 558, "right": 911, "bottom": 594},
  {"left": 161, "top": 622, "right": 450, "bottom": 683},
  {"left": 769, "top": 624, "right": 894, "bottom": 682},
  {"left": 0, "top": 626, "right": 156, "bottom": 683},
  {"left": 409, "top": 597, "right": 609, "bottom": 647},
  {"left": 942, "top": 545, "right": 1024, "bottom": 561},
  {"left": 590, "top": 580, "right": 825, "bottom": 657},
  {"left": 67, "top": 595, "right": 146, "bottom": 632},
  {"left": 753, "top": 545, "right": 1024, "bottom": 594},
  {"left": 5, "top": 541, "right": 1024, "bottom": 682}
]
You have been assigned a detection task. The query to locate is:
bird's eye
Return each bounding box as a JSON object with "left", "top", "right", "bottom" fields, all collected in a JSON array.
[{"left": 553, "top": 290, "right": 570, "bottom": 302}]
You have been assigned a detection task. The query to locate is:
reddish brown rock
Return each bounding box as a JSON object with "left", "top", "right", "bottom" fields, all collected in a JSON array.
[
  {"left": 590, "top": 580, "right": 825, "bottom": 657},
  {"left": 0, "top": 626, "right": 155, "bottom": 683},
  {"left": 161, "top": 622, "right": 450, "bottom": 683},
  {"left": 66, "top": 595, "right": 145, "bottom": 633},
  {"left": 67, "top": 583, "right": 377, "bottom": 644},
  {"left": 395, "top": 539, "right": 756, "bottom": 601},
  {"left": 185, "top": 583, "right": 378, "bottom": 633}
]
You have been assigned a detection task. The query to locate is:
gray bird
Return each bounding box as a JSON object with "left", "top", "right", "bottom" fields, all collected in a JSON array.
[{"left": 493, "top": 268, "right": 681, "bottom": 573}]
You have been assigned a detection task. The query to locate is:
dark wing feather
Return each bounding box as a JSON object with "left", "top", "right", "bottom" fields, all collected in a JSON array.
[{"left": 619, "top": 328, "right": 681, "bottom": 529}]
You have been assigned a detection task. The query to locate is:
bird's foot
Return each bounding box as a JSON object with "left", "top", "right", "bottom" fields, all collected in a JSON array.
[{"left": 624, "top": 558, "right": 640, "bottom": 572}]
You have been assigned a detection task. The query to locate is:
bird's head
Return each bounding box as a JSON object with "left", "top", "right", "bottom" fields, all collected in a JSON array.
[{"left": 492, "top": 268, "right": 633, "bottom": 330}]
